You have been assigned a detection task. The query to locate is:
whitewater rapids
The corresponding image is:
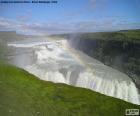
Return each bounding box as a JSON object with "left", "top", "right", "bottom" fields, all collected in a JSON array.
[{"left": 8, "top": 38, "right": 140, "bottom": 105}]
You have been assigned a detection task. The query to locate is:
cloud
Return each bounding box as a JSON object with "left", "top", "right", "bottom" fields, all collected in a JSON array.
[
  {"left": 88, "top": 0, "right": 99, "bottom": 9},
  {"left": 87, "top": 0, "right": 107, "bottom": 11},
  {"left": 60, "top": 0, "right": 107, "bottom": 21},
  {"left": 16, "top": 10, "right": 32, "bottom": 22},
  {"left": 0, "top": 17, "right": 77, "bottom": 34},
  {"left": 0, "top": 17, "right": 140, "bottom": 35}
]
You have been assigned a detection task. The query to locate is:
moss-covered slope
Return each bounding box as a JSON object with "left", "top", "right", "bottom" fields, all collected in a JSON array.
[{"left": 0, "top": 63, "right": 140, "bottom": 116}]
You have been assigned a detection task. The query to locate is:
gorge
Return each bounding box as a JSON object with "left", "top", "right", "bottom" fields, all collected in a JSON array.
[{"left": 7, "top": 35, "right": 140, "bottom": 105}]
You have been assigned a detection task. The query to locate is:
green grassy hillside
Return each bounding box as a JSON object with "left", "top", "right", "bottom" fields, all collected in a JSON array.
[
  {"left": 0, "top": 63, "right": 140, "bottom": 116},
  {"left": 52, "top": 30, "right": 140, "bottom": 42},
  {"left": 78, "top": 30, "right": 140, "bottom": 42}
]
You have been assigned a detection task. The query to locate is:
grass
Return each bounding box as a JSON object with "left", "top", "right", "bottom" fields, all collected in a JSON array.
[
  {"left": 79, "top": 30, "right": 140, "bottom": 42},
  {"left": 0, "top": 62, "right": 140, "bottom": 116},
  {"left": 55, "top": 29, "right": 140, "bottom": 43}
]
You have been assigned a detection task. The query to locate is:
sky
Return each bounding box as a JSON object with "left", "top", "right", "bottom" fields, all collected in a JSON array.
[{"left": 0, "top": 0, "right": 140, "bottom": 35}]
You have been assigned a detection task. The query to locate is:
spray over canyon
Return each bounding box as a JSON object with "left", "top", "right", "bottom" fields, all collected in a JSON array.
[{"left": 8, "top": 38, "right": 140, "bottom": 105}]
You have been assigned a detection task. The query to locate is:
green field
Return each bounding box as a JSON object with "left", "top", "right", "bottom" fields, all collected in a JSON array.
[
  {"left": 0, "top": 62, "right": 140, "bottom": 116},
  {"left": 78, "top": 30, "right": 140, "bottom": 42},
  {"left": 55, "top": 29, "right": 140, "bottom": 43}
]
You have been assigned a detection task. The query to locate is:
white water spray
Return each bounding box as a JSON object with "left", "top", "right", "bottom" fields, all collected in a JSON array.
[{"left": 8, "top": 38, "right": 140, "bottom": 105}]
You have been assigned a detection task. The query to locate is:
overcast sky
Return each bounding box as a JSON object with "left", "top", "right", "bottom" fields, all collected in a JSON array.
[{"left": 0, "top": 0, "right": 140, "bottom": 35}]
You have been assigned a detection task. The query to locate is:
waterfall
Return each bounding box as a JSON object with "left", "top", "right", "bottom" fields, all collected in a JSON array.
[{"left": 8, "top": 39, "right": 140, "bottom": 105}]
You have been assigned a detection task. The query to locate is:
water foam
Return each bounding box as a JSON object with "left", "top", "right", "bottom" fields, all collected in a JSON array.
[{"left": 8, "top": 39, "right": 140, "bottom": 105}]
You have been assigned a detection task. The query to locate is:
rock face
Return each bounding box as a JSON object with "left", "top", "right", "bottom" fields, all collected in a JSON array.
[
  {"left": 68, "top": 36, "right": 140, "bottom": 89},
  {"left": 8, "top": 39, "right": 140, "bottom": 105}
]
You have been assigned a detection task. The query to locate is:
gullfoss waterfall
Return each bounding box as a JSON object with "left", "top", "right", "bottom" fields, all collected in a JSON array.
[{"left": 8, "top": 38, "right": 140, "bottom": 105}]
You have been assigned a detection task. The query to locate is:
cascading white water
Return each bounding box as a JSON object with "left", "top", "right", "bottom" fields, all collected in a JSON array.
[{"left": 8, "top": 38, "right": 140, "bottom": 105}]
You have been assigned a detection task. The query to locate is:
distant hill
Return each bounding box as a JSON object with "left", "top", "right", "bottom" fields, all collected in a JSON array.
[
  {"left": 119, "top": 29, "right": 140, "bottom": 32},
  {"left": 0, "top": 31, "right": 37, "bottom": 43},
  {"left": 52, "top": 29, "right": 140, "bottom": 42},
  {"left": 78, "top": 30, "right": 140, "bottom": 42},
  {"left": 0, "top": 31, "right": 43, "bottom": 44},
  {"left": 0, "top": 31, "right": 40, "bottom": 61}
]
